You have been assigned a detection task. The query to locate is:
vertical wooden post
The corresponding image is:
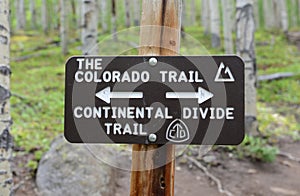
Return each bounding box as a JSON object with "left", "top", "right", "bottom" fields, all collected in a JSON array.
[{"left": 130, "top": 1, "right": 182, "bottom": 196}]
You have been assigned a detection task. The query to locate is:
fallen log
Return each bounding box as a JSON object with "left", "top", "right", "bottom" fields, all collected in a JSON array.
[{"left": 258, "top": 72, "right": 297, "bottom": 82}]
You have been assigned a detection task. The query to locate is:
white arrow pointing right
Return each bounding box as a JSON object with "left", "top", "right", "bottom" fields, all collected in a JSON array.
[{"left": 165, "top": 87, "right": 214, "bottom": 104}]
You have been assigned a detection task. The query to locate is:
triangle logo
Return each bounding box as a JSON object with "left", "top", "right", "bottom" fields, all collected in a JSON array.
[{"left": 214, "top": 62, "right": 235, "bottom": 82}]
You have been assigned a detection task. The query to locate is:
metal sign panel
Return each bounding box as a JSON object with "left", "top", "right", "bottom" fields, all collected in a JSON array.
[{"left": 64, "top": 56, "right": 244, "bottom": 145}]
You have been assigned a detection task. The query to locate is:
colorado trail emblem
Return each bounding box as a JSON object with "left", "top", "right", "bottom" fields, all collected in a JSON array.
[{"left": 166, "top": 119, "right": 190, "bottom": 143}]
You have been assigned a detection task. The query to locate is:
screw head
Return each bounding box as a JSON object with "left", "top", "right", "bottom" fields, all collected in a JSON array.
[
  {"left": 148, "top": 133, "right": 157, "bottom": 142},
  {"left": 149, "top": 57, "right": 158, "bottom": 66}
]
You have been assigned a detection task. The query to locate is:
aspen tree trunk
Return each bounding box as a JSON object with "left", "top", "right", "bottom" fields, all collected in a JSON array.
[
  {"left": 130, "top": 0, "right": 182, "bottom": 195},
  {"left": 299, "top": 0, "right": 300, "bottom": 24},
  {"left": 278, "top": 0, "right": 288, "bottom": 32},
  {"left": 15, "top": 0, "right": 20, "bottom": 30},
  {"left": 124, "top": 0, "right": 131, "bottom": 28},
  {"left": 253, "top": 0, "right": 260, "bottom": 29},
  {"left": 82, "top": 0, "right": 99, "bottom": 55},
  {"left": 77, "top": 0, "right": 82, "bottom": 31},
  {"left": 52, "top": 0, "right": 60, "bottom": 30},
  {"left": 133, "top": 0, "right": 140, "bottom": 26},
  {"left": 221, "top": 0, "right": 234, "bottom": 54},
  {"left": 100, "top": 0, "right": 108, "bottom": 32},
  {"left": 182, "top": 0, "right": 186, "bottom": 27},
  {"left": 263, "top": 0, "right": 276, "bottom": 29},
  {"left": 190, "top": 0, "right": 196, "bottom": 25},
  {"left": 209, "top": 0, "right": 221, "bottom": 48},
  {"left": 42, "top": 0, "right": 49, "bottom": 34},
  {"left": 111, "top": 0, "right": 117, "bottom": 41},
  {"left": 70, "top": 0, "right": 77, "bottom": 28},
  {"left": 16, "top": 0, "right": 26, "bottom": 30},
  {"left": 290, "top": 0, "right": 297, "bottom": 27},
  {"left": 236, "top": 0, "right": 258, "bottom": 135},
  {"left": 60, "top": 0, "right": 68, "bottom": 55},
  {"left": 0, "top": 0, "right": 13, "bottom": 194},
  {"left": 30, "top": 0, "right": 37, "bottom": 29},
  {"left": 201, "top": 0, "right": 210, "bottom": 35},
  {"left": 273, "top": 0, "right": 281, "bottom": 28},
  {"left": 19, "top": 0, "right": 26, "bottom": 29}
]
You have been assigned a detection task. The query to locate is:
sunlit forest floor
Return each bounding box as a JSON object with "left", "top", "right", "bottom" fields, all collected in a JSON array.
[{"left": 10, "top": 27, "right": 300, "bottom": 195}]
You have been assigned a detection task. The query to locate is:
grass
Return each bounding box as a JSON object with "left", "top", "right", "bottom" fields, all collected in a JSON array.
[
  {"left": 9, "top": 25, "right": 300, "bottom": 166},
  {"left": 11, "top": 33, "right": 71, "bottom": 154}
]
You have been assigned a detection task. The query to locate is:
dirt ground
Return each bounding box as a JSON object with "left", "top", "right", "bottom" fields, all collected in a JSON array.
[
  {"left": 116, "top": 139, "right": 300, "bottom": 196},
  {"left": 12, "top": 139, "right": 300, "bottom": 196}
]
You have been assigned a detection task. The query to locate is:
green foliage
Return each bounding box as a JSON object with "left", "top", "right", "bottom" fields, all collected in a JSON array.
[
  {"left": 9, "top": 21, "right": 300, "bottom": 171},
  {"left": 26, "top": 160, "right": 38, "bottom": 173},
  {"left": 10, "top": 33, "right": 73, "bottom": 154},
  {"left": 257, "top": 103, "right": 300, "bottom": 141},
  {"left": 236, "top": 136, "right": 279, "bottom": 163}
]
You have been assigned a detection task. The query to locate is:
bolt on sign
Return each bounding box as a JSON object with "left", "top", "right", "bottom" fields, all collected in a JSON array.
[{"left": 64, "top": 56, "right": 245, "bottom": 145}]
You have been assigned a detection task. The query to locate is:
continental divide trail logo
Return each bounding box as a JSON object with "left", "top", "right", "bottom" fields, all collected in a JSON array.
[{"left": 166, "top": 119, "right": 190, "bottom": 143}]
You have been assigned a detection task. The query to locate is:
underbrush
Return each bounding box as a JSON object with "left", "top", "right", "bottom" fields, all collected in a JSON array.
[{"left": 10, "top": 27, "right": 300, "bottom": 171}]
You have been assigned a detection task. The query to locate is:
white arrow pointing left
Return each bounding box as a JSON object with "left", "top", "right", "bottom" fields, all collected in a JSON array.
[
  {"left": 95, "top": 87, "right": 143, "bottom": 104},
  {"left": 166, "top": 87, "right": 213, "bottom": 104}
]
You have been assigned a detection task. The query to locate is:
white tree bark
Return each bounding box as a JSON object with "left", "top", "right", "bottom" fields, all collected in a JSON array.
[
  {"left": 181, "top": 0, "right": 186, "bottom": 27},
  {"left": 70, "top": 0, "right": 77, "bottom": 28},
  {"left": 82, "top": 0, "right": 99, "bottom": 55},
  {"left": 209, "top": 0, "right": 221, "bottom": 48},
  {"left": 290, "top": 0, "right": 297, "bottom": 27},
  {"left": 124, "top": 0, "right": 131, "bottom": 28},
  {"left": 60, "top": 0, "right": 68, "bottom": 55},
  {"left": 263, "top": 0, "right": 276, "bottom": 29},
  {"left": 111, "top": 0, "right": 117, "bottom": 41},
  {"left": 236, "top": 0, "right": 258, "bottom": 134},
  {"left": 15, "top": 0, "right": 20, "bottom": 30},
  {"left": 0, "top": 0, "right": 13, "bottom": 194},
  {"left": 253, "top": 0, "right": 260, "bottom": 29},
  {"left": 190, "top": 0, "right": 196, "bottom": 25},
  {"left": 42, "top": 0, "right": 49, "bottom": 34},
  {"left": 133, "top": 0, "right": 140, "bottom": 26},
  {"left": 100, "top": 0, "right": 108, "bottom": 32},
  {"left": 221, "top": 0, "right": 234, "bottom": 54},
  {"left": 77, "top": 0, "right": 82, "bottom": 31},
  {"left": 277, "top": 0, "right": 288, "bottom": 32},
  {"left": 299, "top": 0, "right": 300, "bottom": 24},
  {"left": 201, "top": 0, "right": 210, "bottom": 35},
  {"left": 16, "top": 0, "right": 26, "bottom": 30},
  {"left": 19, "top": 0, "right": 26, "bottom": 29},
  {"left": 52, "top": 0, "right": 60, "bottom": 30},
  {"left": 30, "top": 0, "right": 37, "bottom": 29}
]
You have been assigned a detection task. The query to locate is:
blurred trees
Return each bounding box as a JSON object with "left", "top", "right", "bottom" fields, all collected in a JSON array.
[
  {"left": 6, "top": 0, "right": 300, "bottom": 136},
  {"left": 8, "top": 0, "right": 300, "bottom": 55}
]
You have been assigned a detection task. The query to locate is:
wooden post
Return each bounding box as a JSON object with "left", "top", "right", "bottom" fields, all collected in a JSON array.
[{"left": 130, "top": 0, "right": 182, "bottom": 196}]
